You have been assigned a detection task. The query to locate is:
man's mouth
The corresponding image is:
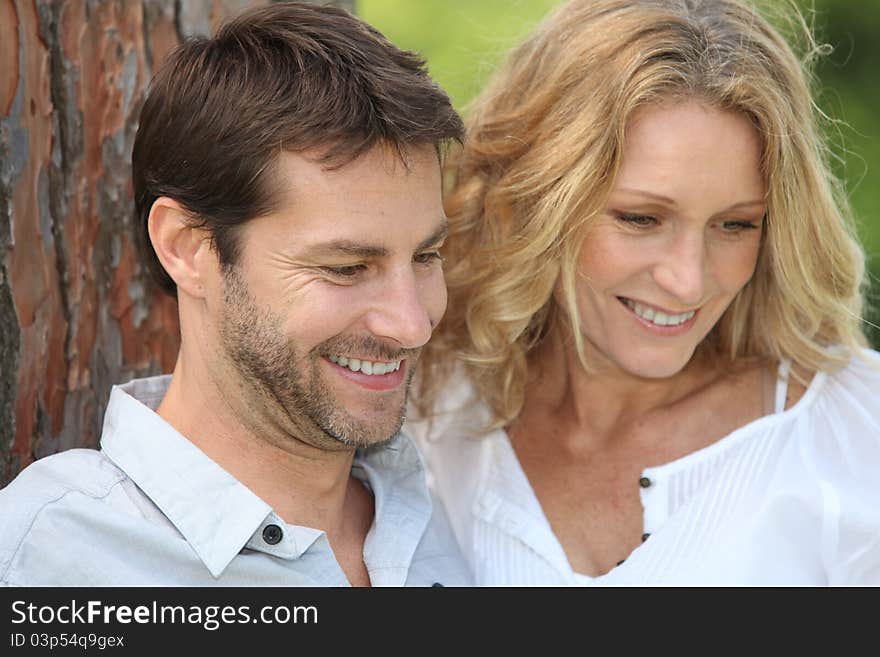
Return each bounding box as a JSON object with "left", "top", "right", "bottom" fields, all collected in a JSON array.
[{"left": 327, "top": 354, "right": 403, "bottom": 376}]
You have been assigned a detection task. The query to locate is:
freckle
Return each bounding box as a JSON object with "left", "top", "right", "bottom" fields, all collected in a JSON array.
[{"left": 30, "top": 98, "right": 36, "bottom": 115}]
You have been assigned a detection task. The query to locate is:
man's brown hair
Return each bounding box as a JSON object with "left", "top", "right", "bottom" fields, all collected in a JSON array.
[{"left": 132, "top": 1, "right": 463, "bottom": 296}]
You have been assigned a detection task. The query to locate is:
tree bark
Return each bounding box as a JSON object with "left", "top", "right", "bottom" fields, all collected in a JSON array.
[{"left": 0, "top": 0, "right": 356, "bottom": 487}]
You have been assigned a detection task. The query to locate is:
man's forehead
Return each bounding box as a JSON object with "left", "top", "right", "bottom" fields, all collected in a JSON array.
[
  {"left": 243, "top": 143, "right": 445, "bottom": 252},
  {"left": 271, "top": 144, "right": 438, "bottom": 193}
]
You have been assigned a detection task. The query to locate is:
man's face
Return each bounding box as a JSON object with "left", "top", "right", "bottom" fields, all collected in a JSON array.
[{"left": 214, "top": 144, "right": 447, "bottom": 451}]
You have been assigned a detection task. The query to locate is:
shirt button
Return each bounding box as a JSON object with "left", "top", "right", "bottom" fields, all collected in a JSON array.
[
  {"left": 431, "top": 582, "right": 444, "bottom": 587},
  {"left": 641, "top": 532, "right": 651, "bottom": 542},
  {"left": 262, "top": 524, "right": 283, "bottom": 545},
  {"left": 639, "top": 476, "right": 652, "bottom": 488}
]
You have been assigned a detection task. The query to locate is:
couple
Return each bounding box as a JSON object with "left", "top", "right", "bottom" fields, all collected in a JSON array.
[{"left": 2, "top": 0, "right": 878, "bottom": 586}]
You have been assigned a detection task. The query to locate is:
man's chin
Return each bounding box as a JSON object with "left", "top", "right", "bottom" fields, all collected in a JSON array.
[
  {"left": 302, "top": 370, "right": 412, "bottom": 449},
  {"left": 311, "top": 406, "right": 406, "bottom": 450},
  {"left": 326, "top": 420, "right": 405, "bottom": 450},
  {"left": 350, "top": 431, "right": 401, "bottom": 451}
]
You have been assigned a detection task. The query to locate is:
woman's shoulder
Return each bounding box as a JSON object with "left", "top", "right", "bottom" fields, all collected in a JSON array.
[
  {"left": 817, "top": 347, "right": 880, "bottom": 412},
  {"left": 407, "top": 366, "right": 496, "bottom": 446},
  {"left": 786, "top": 348, "right": 880, "bottom": 480}
]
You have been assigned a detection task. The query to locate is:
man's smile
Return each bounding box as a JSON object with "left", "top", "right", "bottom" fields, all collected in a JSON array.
[
  {"left": 324, "top": 355, "right": 409, "bottom": 391},
  {"left": 327, "top": 354, "right": 403, "bottom": 375}
]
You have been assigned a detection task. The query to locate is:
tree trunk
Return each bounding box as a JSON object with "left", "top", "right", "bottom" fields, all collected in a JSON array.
[{"left": 0, "top": 0, "right": 356, "bottom": 487}]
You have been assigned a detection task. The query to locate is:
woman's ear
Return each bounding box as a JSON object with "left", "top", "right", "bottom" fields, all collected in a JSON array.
[{"left": 147, "top": 197, "right": 214, "bottom": 299}]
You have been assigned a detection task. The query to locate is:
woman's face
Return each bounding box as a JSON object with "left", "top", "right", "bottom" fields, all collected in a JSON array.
[{"left": 572, "top": 100, "right": 766, "bottom": 379}]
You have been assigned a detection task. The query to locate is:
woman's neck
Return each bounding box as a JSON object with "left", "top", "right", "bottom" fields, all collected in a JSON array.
[{"left": 513, "top": 324, "right": 730, "bottom": 449}]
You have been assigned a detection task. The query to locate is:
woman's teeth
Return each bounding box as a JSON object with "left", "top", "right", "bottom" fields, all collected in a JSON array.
[{"left": 622, "top": 298, "right": 696, "bottom": 326}]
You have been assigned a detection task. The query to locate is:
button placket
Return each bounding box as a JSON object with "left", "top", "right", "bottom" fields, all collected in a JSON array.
[
  {"left": 639, "top": 474, "right": 656, "bottom": 547},
  {"left": 639, "top": 470, "right": 668, "bottom": 546}
]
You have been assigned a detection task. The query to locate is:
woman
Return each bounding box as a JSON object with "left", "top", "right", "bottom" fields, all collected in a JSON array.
[{"left": 410, "top": 0, "right": 880, "bottom": 585}]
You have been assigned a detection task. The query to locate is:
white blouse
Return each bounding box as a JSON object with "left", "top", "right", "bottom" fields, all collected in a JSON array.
[{"left": 407, "top": 349, "right": 880, "bottom": 585}]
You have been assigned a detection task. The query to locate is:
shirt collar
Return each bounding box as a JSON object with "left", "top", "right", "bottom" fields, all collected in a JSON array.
[
  {"left": 100, "top": 375, "right": 433, "bottom": 583},
  {"left": 100, "top": 375, "right": 273, "bottom": 578},
  {"left": 355, "top": 434, "right": 433, "bottom": 586},
  {"left": 476, "top": 434, "right": 573, "bottom": 573},
  {"left": 437, "top": 370, "right": 569, "bottom": 566}
]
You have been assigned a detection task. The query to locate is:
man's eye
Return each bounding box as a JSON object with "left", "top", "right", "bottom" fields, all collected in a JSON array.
[
  {"left": 323, "top": 264, "right": 364, "bottom": 277},
  {"left": 616, "top": 212, "right": 658, "bottom": 227},
  {"left": 414, "top": 251, "right": 443, "bottom": 265}
]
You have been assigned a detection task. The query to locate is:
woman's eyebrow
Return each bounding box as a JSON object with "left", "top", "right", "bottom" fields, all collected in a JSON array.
[{"left": 613, "top": 189, "right": 765, "bottom": 213}]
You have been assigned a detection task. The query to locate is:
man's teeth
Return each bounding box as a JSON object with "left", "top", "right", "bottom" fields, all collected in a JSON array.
[
  {"left": 327, "top": 354, "right": 402, "bottom": 375},
  {"left": 623, "top": 299, "right": 695, "bottom": 326}
]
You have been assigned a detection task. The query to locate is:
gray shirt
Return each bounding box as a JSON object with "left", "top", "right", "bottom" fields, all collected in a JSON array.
[{"left": 0, "top": 375, "right": 471, "bottom": 586}]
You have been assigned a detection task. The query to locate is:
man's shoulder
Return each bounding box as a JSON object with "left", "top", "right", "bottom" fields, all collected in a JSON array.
[
  {"left": 0, "top": 449, "right": 126, "bottom": 579},
  {"left": 1, "top": 448, "right": 125, "bottom": 501}
]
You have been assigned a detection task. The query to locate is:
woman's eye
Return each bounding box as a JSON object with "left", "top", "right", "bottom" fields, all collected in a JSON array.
[
  {"left": 323, "top": 264, "right": 364, "bottom": 278},
  {"left": 616, "top": 212, "right": 658, "bottom": 227},
  {"left": 721, "top": 220, "right": 760, "bottom": 232},
  {"left": 414, "top": 251, "right": 443, "bottom": 265}
]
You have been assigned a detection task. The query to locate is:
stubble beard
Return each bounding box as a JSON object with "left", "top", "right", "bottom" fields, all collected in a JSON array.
[{"left": 218, "top": 269, "right": 417, "bottom": 450}]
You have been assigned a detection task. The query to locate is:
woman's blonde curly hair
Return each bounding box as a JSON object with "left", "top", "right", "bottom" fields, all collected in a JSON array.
[{"left": 416, "top": 0, "right": 869, "bottom": 430}]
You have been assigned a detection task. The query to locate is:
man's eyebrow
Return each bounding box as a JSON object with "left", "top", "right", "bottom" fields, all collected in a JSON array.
[
  {"left": 417, "top": 220, "right": 448, "bottom": 251},
  {"left": 303, "top": 242, "right": 388, "bottom": 259},
  {"left": 301, "top": 219, "right": 448, "bottom": 259}
]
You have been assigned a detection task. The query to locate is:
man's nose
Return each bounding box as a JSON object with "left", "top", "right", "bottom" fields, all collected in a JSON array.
[{"left": 364, "top": 269, "right": 440, "bottom": 349}]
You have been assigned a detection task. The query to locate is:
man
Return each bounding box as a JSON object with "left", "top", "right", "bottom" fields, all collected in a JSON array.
[{"left": 0, "top": 2, "right": 469, "bottom": 586}]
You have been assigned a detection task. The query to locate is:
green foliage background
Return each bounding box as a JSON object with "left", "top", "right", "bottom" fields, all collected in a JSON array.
[{"left": 360, "top": 0, "right": 880, "bottom": 347}]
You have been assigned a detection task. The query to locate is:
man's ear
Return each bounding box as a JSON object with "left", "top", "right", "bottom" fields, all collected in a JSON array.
[{"left": 148, "top": 197, "right": 214, "bottom": 299}]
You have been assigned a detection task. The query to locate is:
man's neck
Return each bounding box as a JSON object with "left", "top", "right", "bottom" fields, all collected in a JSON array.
[{"left": 155, "top": 354, "right": 362, "bottom": 538}]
